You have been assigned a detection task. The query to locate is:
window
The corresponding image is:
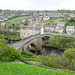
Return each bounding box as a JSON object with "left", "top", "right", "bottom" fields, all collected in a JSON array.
[{"left": 28, "top": 33, "right": 29, "bottom": 35}]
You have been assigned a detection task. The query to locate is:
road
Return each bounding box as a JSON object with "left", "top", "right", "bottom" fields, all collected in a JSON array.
[
  {"left": 11, "top": 32, "right": 75, "bottom": 49},
  {"left": 11, "top": 34, "right": 41, "bottom": 49}
]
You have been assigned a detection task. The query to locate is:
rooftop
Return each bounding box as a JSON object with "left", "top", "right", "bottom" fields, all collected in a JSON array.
[
  {"left": 66, "top": 26, "right": 74, "bottom": 28},
  {"left": 21, "top": 26, "right": 41, "bottom": 30}
]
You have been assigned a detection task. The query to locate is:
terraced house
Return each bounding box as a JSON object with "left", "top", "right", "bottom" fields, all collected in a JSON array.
[
  {"left": 66, "top": 26, "right": 74, "bottom": 34},
  {"left": 20, "top": 26, "right": 41, "bottom": 39}
]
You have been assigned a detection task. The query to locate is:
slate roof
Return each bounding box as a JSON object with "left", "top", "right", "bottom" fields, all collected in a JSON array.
[
  {"left": 66, "top": 26, "right": 74, "bottom": 29},
  {"left": 21, "top": 26, "right": 41, "bottom": 30}
]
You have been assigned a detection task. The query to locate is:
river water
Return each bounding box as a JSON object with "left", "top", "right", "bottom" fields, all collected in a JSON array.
[{"left": 42, "top": 46, "right": 65, "bottom": 56}]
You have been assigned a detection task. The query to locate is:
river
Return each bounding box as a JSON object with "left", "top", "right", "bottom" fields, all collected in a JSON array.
[{"left": 42, "top": 46, "right": 65, "bottom": 56}]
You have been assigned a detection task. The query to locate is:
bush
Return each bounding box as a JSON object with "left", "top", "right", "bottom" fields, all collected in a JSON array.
[
  {"left": 40, "top": 53, "right": 69, "bottom": 69},
  {"left": 40, "top": 54, "right": 57, "bottom": 68},
  {"left": 49, "top": 36, "right": 75, "bottom": 49},
  {"left": 0, "top": 47, "right": 22, "bottom": 62},
  {"left": 21, "top": 50, "right": 35, "bottom": 58},
  {"left": 64, "top": 48, "right": 75, "bottom": 70}
]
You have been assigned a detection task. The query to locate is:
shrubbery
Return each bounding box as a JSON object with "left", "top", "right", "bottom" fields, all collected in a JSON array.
[
  {"left": 21, "top": 47, "right": 35, "bottom": 58},
  {"left": 41, "top": 53, "right": 69, "bottom": 69},
  {"left": 0, "top": 47, "right": 22, "bottom": 62},
  {"left": 49, "top": 35, "right": 75, "bottom": 49},
  {"left": 0, "top": 38, "right": 22, "bottom": 62},
  {"left": 64, "top": 48, "right": 75, "bottom": 70},
  {"left": 40, "top": 51, "right": 75, "bottom": 71}
]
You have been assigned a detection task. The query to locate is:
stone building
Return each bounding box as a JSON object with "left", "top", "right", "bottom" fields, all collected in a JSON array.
[
  {"left": 20, "top": 26, "right": 41, "bottom": 39},
  {"left": 55, "top": 26, "right": 64, "bottom": 33},
  {"left": 66, "top": 26, "right": 74, "bottom": 34},
  {"left": 44, "top": 25, "right": 64, "bottom": 33},
  {"left": 44, "top": 25, "right": 56, "bottom": 32},
  {"left": 0, "top": 23, "right": 6, "bottom": 28},
  {"left": 57, "top": 22, "right": 65, "bottom": 26}
]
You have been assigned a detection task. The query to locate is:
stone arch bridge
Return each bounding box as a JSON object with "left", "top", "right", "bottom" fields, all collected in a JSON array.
[
  {"left": 12, "top": 34, "right": 52, "bottom": 52},
  {"left": 12, "top": 32, "right": 67, "bottom": 52}
]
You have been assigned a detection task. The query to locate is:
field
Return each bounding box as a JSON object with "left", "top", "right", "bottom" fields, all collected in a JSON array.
[
  {"left": 2, "top": 16, "right": 29, "bottom": 23},
  {"left": 0, "top": 13, "right": 3, "bottom": 15},
  {"left": 0, "top": 62, "right": 74, "bottom": 75}
]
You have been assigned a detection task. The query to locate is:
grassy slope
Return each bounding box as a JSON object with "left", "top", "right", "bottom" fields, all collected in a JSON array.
[
  {"left": 0, "top": 34, "right": 21, "bottom": 40},
  {"left": 2, "top": 16, "right": 29, "bottom": 23},
  {"left": 0, "top": 62, "right": 74, "bottom": 75},
  {"left": 5, "top": 35, "right": 21, "bottom": 40}
]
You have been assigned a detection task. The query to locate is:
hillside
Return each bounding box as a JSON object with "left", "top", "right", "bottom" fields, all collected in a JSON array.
[{"left": 0, "top": 62, "right": 74, "bottom": 75}]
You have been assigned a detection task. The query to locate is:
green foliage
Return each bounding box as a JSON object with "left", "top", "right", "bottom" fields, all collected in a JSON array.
[
  {"left": 2, "top": 16, "right": 29, "bottom": 23},
  {"left": 67, "top": 18, "right": 75, "bottom": 26},
  {"left": 40, "top": 48, "right": 75, "bottom": 70},
  {"left": 13, "top": 25, "right": 21, "bottom": 30},
  {"left": 0, "top": 38, "right": 22, "bottom": 62},
  {"left": 0, "top": 62, "right": 74, "bottom": 75},
  {"left": 64, "top": 48, "right": 75, "bottom": 70},
  {"left": 0, "top": 47, "right": 22, "bottom": 62},
  {"left": 0, "top": 34, "right": 21, "bottom": 40},
  {"left": 60, "top": 19, "right": 66, "bottom": 22},
  {"left": 41, "top": 53, "right": 57, "bottom": 68},
  {"left": 5, "top": 35, "right": 21, "bottom": 40},
  {"left": 68, "top": 18, "right": 75, "bottom": 22},
  {"left": 23, "top": 20, "right": 29, "bottom": 26},
  {"left": 0, "top": 30, "right": 20, "bottom": 40},
  {"left": 41, "top": 53, "right": 69, "bottom": 69},
  {"left": 64, "top": 48, "right": 75, "bottom": 61},
  {"left": 49, "top": 35, "right": 75, "bottom": 49},
  {"left": 21, "top": 50, "right": 35, "bottom": 58},
  {"left": 0, "top": 38, "right": 7, "bottom": 51},
  {"left": 0, "top": 13, "right": 3, "bottom": 15},
  {"left": 22, "top": 58, "right": 40, "bottom": 62}
]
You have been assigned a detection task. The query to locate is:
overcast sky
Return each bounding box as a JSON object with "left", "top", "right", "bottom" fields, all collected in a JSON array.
[{"left": 0, "top": 0, "right": 75, "bottom": 10}]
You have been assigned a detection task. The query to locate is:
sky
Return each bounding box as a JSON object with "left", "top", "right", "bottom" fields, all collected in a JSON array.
[{"left": 0, "top": 0, "right": 75, "bottom": 10}]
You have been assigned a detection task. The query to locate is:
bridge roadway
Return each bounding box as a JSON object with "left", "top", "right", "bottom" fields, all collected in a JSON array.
[{"left": 11, "top": 32, "right": 75, "bottom": 49}]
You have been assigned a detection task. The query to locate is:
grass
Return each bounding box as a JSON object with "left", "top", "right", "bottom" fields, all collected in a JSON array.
[
  {"left": 44, "top": 42, "right": 49, "bottom": 46},
  {"left": 22, "top": 58, "right": 40, "bottom": 62},
  {"left": 22, "top": 58, "right": 41, "bottom": 64},
  {"left": 2, "top": 16, "right": 29, "bottom": 23},
  {"left": 60, "top": 19, "right": 66, "bottom": 22},
  {"left": 0, "top": 13, "right": 3, "bottom": 15},
  {"left": 0, "top": 34, "right": 21, "bottom": 40},
  {"left": 5, "top": 35, "right": 21, "bottom": 40},
  {"left": 0, "top": 62, "right": 74, "bottom": 75}
]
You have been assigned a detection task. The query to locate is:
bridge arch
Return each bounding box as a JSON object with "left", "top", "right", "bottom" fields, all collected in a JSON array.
[
  {"left": 29, "top": 43, "right": 37, "bottom": 50},
  {"left": 42, "top": 37, "right": 45, "bottom": 41}
]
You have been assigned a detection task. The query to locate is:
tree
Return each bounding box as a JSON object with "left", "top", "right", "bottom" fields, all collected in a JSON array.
[
  {"left": 13, "top": 25, "right": 21, "bottom": 30},
  {"left": 64, "top": 48, "right": 75, "bottom": 61},
  {"left": 1, "top": 46, "right": 22, "bottom": 62},
  {"left": 23, "top": 21, "right": 29, "bottom": 26},
  {"left": 64, "top": 48, "right": 75, "bottom": 69},
  {"left": 0, "top": 38, "right": 22, "bottom": 62},
  {"left": 49, "top": 36, "right": 55, "bottom": 47}
]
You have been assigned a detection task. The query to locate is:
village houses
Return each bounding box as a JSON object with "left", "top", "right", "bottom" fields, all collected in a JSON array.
[
  {"left": 66, "top": 26, "right": 74, "bottom": 34},
  {"left": 20, "top": 26, "right": 41, "bottom": 39}
]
